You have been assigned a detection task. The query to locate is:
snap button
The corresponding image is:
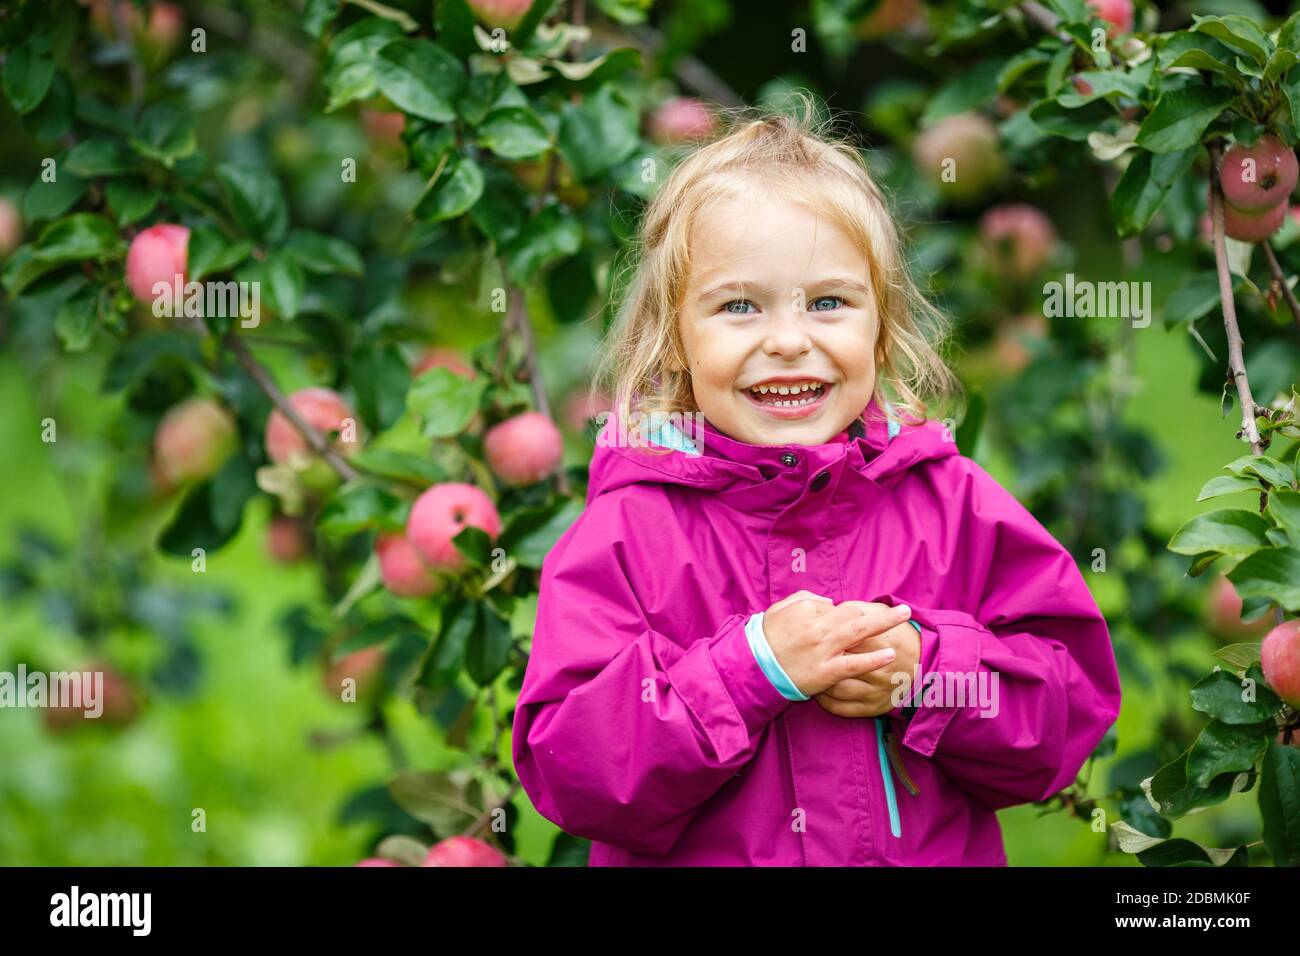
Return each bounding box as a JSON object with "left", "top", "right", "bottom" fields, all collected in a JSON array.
[
  {"left": 780, "top": 453, "right": 798, "bottom": 467},
  {"left": 810, "top": 471, "right": 830, "bottom": 492}
]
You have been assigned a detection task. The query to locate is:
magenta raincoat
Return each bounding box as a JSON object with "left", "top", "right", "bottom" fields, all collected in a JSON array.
[{"left": 512, "top": 396, "right": 1122, "bottom": 865}]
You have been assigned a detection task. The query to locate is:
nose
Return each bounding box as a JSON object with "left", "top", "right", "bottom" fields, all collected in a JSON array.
[{"left": 760, "top": 306, "right": 812, "bottom": 359}]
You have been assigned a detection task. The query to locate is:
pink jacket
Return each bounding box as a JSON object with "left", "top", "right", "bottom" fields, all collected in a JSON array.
[{"left": 512, "top": 396, "right": 1122, "bottom": 865}]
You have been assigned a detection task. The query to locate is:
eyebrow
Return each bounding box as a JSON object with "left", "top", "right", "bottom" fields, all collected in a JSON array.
[{"left": 695, "top": 276, "right": 871, "bottom": 301}]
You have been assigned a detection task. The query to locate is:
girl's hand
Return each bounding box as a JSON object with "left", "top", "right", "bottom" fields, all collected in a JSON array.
[
  {"left": 762, "top": 591, "right": 909, "bottom": 698},
  {"left": 813, "top": 601, "right": 921, "bottom": 718}
]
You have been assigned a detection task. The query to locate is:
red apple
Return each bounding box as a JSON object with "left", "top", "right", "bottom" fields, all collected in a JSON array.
[
  {"left": 1261, "top": 619, "right": 1300, "bottom": 707},
  {"left": 413, "top": 346, "right": 475, "bottom": 379},
  {"left": 1224, "top": 199, "right": 1287, "bottom": 243},
  {"left": 43, "top": 663, "right": 138, "bottom": 732},
  {"left": 1071, "top": 74, "right": 1094, "bottom": 97},
  {"left": 467, "top": 0, "right": 532, "bottom": 31},
  {"left": 355, "top": 857, "right": 404, "bottom": 867},
  {"left": 126, "top": 223, "right": 189, "bottom": 305},
  {"left": 647, "top": 97, "right": 717, "bottom": 145},
  {"left": 564, "top": 388, "right": 611, "bottom": 432},
  {"left": 264, "top": 387, "right": 363, "bottom": 464},
  {"left": 912, "top": 112, "right": 1006, "bottom": 204},
  {"left": 322, "top": 646, "right": 386, "bottom": 703},
  {"left": 266, "top": 515, "right": 311, "bottom": 563},
  {"left": 145, "top": 2, "right": 182, "bottom": 49},
  {"left": 361, "top": 109, "right": 406, "bottom": 148},
  {"left": 1205, "top": 575, "right": 1272, "bottom": 641},
  {"left": 852, "top": 0, "right": 922, "bottom": 39},
  {"left": 1219, "top": 135, "right": 1299, "bottom": 214},
  {"left": 0, "top": 197, "right": 22, "bottom": 258},
  {"left": 1086, "top": 0, "right": 1133, "bottom": 37},
  {"left": 376, "top": 532, "right": 441, "bottom": 598},
  {"left": 979, "top": 204, "right": 1057, "bottom": 281},
  {"left": 152, "top": 397, "right": 237, "bottom": 488},
  {"left": 420, "top": 836, "right": 508, "bottom": 867},
  {"left": 406, "top": 483, "right": 502, "bottom": 572},
  {"left": 994, "top": 313, "right": 1048, "bottom": 374},
  {"left": 484, "top": 411, "right": 563, "bottom": 486}
]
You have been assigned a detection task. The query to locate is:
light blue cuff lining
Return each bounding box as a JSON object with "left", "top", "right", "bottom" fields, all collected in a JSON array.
[
  {"left": 647, "top": 403, "right": 901, "bottom": 455},
  {"left": 744, "top": 611, "right": 809, "bottom": 701}
]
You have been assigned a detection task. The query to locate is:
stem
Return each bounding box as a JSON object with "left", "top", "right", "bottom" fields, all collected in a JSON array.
[
  {"left": 1260, "top": 241, "right": 1300, "bottom": 335},
  {"left": 1208, "top": 143, "right": 1264, "bottom": 454},
  {"left": 460, "top": 780, "right": 521, "bottom": 839},
  {"left": 223, "top": 333, "right": 362, "bottom": 481}
]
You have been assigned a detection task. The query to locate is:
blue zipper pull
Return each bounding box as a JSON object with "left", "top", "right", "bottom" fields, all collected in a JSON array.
[{"left": 875, "top": 718, "right": 902, "bottom": 839}]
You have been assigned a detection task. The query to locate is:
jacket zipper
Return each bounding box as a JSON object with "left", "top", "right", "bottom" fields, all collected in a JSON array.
[{"left": 874, "top": 718, "right": 920, "bottom": 840}]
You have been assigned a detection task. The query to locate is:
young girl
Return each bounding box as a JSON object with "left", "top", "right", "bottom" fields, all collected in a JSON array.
[{"left": 511, "top": 103, "right": 1122, "bottom": 866}]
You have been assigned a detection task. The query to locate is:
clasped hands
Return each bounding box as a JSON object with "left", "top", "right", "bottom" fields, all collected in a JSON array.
[{"left": 762, "top": 590, "right": 921, "bottom": 719}]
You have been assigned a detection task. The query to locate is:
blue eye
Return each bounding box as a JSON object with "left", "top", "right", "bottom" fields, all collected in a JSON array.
[
  {"left": 723, "top": 299, "right": 758, "bottom": 315},
  {"left": 809, "top": 296, "right": 843, "bottom": 312}
]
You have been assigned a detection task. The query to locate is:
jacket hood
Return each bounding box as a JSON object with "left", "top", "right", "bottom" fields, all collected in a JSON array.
[{"left": 587, "top": 394, "right": 960, "bottom": 504}]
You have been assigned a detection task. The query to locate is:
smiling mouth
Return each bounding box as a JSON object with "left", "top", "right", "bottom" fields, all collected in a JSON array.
[{"left": 741, "top": 380, "right": 831, "bottom": 410}]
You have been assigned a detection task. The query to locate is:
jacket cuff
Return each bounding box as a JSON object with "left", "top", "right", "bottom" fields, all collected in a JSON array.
[
  {"left": 664, "top": 612, "right": 794, "bottom": 757},
  {"left": 744, "top": 611, "right": 810, "bottom": 702},
  {"left": 884, "top": 619, "right": 930, "bottom": 721}
]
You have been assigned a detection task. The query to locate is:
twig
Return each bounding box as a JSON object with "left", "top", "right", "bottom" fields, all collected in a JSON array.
[
  {"left": 223, "top": 333, "right": 361, "bottom": 481},
  {"left": 1208, "top": 143, "right": 1264, "bottom": 455},
  {"left": 108, "top": 2, "right": 145, "bottom": 112},
  {"left": 460, "top": 780, "right": 521, "bottom": 838},
  {"left": 1260, "top": 241, "right": 1300, "bottom": 335}
]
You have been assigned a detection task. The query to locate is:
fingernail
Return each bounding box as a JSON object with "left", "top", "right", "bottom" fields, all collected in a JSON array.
[
  {"left": 880, "top": 648, "right": 897, "bottom": 661},
  {"left": 894, "top": 604, "right": 911, "bottom": 617}
]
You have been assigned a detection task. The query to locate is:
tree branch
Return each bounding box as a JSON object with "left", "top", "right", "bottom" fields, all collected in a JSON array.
[
  {"left": 1260, "top": 241, "right": 1300, "bottom": 335},
  {"left": 1208, "top": 143, "right": 1264, "bottom": 455}
]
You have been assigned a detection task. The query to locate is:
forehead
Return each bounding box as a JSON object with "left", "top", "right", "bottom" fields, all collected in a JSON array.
[{"left": 685, "top": 187, "right": 866, "bottom": 284}]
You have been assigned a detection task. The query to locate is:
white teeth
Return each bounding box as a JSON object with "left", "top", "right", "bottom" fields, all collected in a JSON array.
[{"left": 749, "top": 381, "right": 824, "bottom": 396}]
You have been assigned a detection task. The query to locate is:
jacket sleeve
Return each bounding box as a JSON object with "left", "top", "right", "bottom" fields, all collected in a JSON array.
[
  {"left": 875, "top": 460, "right": 1122, "bottom": 812},
  {"left": 510, "top": 511, "right": 794, "bottom": 856}
]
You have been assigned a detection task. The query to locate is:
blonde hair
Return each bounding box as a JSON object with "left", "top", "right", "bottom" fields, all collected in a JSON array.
[{"left": 593, "top": 91, "right": 961, "bottom": 444}]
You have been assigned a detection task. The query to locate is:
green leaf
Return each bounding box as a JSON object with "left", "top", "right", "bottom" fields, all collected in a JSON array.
[
  {"left": 104, "top": 178, "right": 162, "bottom": 226},
  {"left": 1190, "top": 667, "right": 1284, "bottom": 726},
  {"left": 466, "top": 605, "right": 512, "bottom": 686},
  {"left": 323, "top": 17, "right": 404, "bottom": 112},
  {"left": 373, "top": 38, "right": 464, "bottom": 123},
  {"left": 2, "top": 44, "right": 55, "bottom": 114},
  {"left": 1190, "top": 14, "right": 1272, "bottom": 66},
  {"left": 1264, "top": 48, "right": 1298, "bottom": 85},
  {"left": 423, "top": 599, "right": 477, "bottom": 688},
  {"left": 1111, "top": 147, "right": 1198, "bottom": 238},
  {"left": 1268, "top": 490, "right": 1300, "bottom": 533},
  {"left": 921, "top": 60, "right": 1004, "bottom": 124},
  {"left": 407, "top": 123, "right": 457, "bottom": 176},
  {"left": 26, "top": 70, "right": 74, "bottom": 141},
  {"left": 435, "top": 0, "right": 479, "bottom": 59},
  {"left": 1135, "top": 838, "right": 1248, "bottom": 867},
  {"left": 408, "top": 366, "right": 487, "bottom": 438},
  {"left": 1260, "top": 738, "right": 1300, "bottom": 866},
  {"left": 187, "top": 226, "right": 252, "bottom": 282},
  {"left": 1148, "top": 750, "right": 1244, "bottom": 819},
  {"left": 451, "top": 525, "right": 493, "bottom": 569},
  {"left": 499, "top": 498, "right": 584, "bottom": 568},
  {"left": 1228, "top": 545, "right": 1300, "bottom": 611},
  {"left": 414, "top": 154, "right": 484, "bottom": 222},
  {"left": 237, "top": 250, "right": 304, "bottom": 320},
  {"left": 209, "top": 455, "right": 256, "bottom": 534},
  {"left": 348, "top": 448, "right": 445, "bottom": 485},
  {"left": 477, "top": 106, "right": 552, "bottom": 160},
  {"left": 1056, "top": 70, "right": 1147, "bottom": 108},
  {"left": 503, "top": 203, "right": 582, "bottom": 286},
  {"left": 1136, "top": 87, "right": 1235, "bottom": 154},
  {"left": 1157, "top": 32, "right": 1241, "bottom": 80},
  {"left": 557, "top": 85, "right": 639, "bottom": 181},
  {"left": 1280, "top": 11, "right": 1300, "bottom": 56},
  {"left": 1224, "top": 454, "right": 1294, "bottom": 489},
  {"left": 129, "top": 103, "right": 197, "bottom": 166},
  {"left": 23, "top": 170, "right": 86, "bottom": 224},
  {"left": 53, "top": 286, "right": 98, "bottom": 352},
  {"left": 217, "top": 163, "right": 289, "bottom": 243},
  {"left": 317, "top": 483, "right": 405, "bottom": 536},
  {"left": 997, "top": 48, "right": 1051, "bottom": 93},
  {"left": 350, "top": 344, "right": 410, "bottom": 430},
  {"left": 303, "top": 0, "right": 342, "bottom": 38},
  {"left": 64, "top": 139, "right": 138, "bottom": 177},
  {"left": 1167, "top": 509, "right": 1271, "bottom": 557},
  {"left": 1026, "top": 98, "right": 1114, "bottom": 141},
  {"left": 1196, "top": 474, "right": 1260, "bottom": 501},
  {"left": 386, "top": 769, "right": 476, "bottom": 833},
  {"left": 159, "top": 481, "right": 245, "bottom": 557},
  {"left": 1213, "top": 642, "right": 1262, "bottom": 671},
  {"left": 284, "top": 229, "right": 364, "bottom": 276},
  {"left": 101, "top": 332, "right": 203, "bottom": 392}
]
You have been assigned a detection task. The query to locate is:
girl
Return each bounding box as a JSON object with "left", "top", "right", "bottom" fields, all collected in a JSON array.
[{"left": 511, "top": 101, "right": 1122, "bottom": 866}]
